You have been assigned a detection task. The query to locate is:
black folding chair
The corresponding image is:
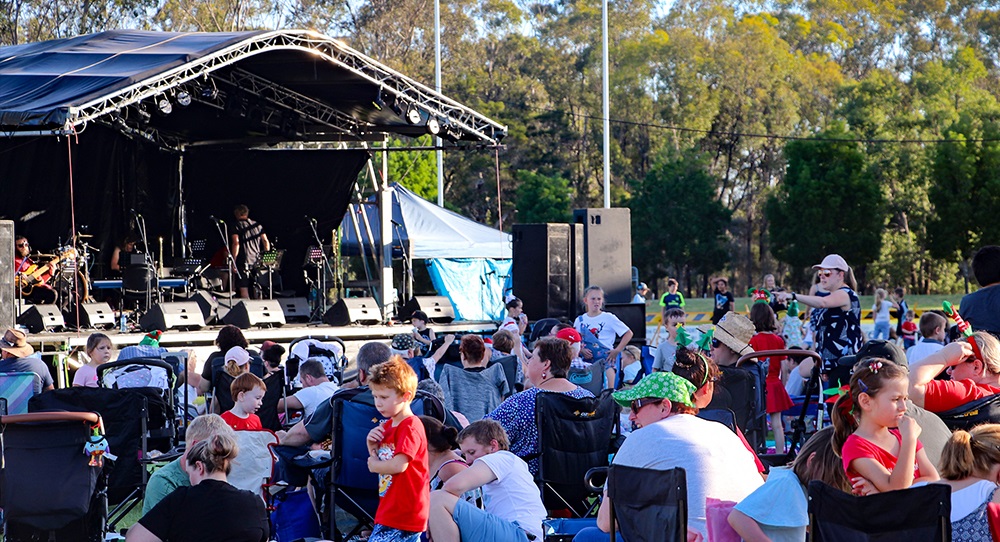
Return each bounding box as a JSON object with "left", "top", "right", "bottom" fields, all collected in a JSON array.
[
  {"left": 566, "top": 361, "right": 607, "bottom": 396},
  {"left": 534, "top": 389, "right": 619, "bottom": 517},
  {"left": 807, "top": 481, "right": 951, "bottom": 541},
  {"left": 1, "top": 411, "right": 108, "bottom": 542},
  {"left": 488, "top": 354, "right": 519, "bottom": 398},
  {"left": 936, "top": 393, "right": 1000, "bottom": 431},
  {"left": 608, "top": 465, "right": 687, "bottom": 542}
]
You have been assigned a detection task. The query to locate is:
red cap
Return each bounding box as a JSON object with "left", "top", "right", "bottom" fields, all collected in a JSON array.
[
  {"left": 556, "top": 328, "right": 582, "bottom": 344},
  {"left": 261, "top": 340, "right": 277, "bottom": 352}
]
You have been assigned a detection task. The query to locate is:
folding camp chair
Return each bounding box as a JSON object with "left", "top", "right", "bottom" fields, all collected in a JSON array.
[
  {"left": 229, "top": 429, "right": 279, "bottom": 498},
  {"left": 609, "top": 465, "right": 687, "bottom": 542},
  {"left": 807, "top": 480, "right": 951, "bottom": 541},
  {"left": 489, "top": 354, "right": 519, "bottom": 398},
  {"left": 566, "top": 361, "right": 607, "bottom": 396},
  {"left": 534, "top": 389, "right": 619, "bottom": 517},
  {"left": 936, "top": 393, "right": 1000, "bottom": 431},
  {"left": 0, "top": 411, "right": 108, "bottom": 542},
  {"left": 324, "top": 387, "right": 446, "bottom": 541},
  {"left": 0, "top": 371, "right": 41, "bottom": 414}
]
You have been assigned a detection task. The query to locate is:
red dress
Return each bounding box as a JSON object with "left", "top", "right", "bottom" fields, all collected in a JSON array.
[{"left": 750, "top": 332, "right": 794, "bottom": 413}]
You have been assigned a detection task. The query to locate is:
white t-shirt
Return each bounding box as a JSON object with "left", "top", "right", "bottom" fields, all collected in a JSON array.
[
  {"left": 950, "top": 479, "right": 997, "bottom": 522},
  {"left": 872, "top": 301, "right": 893, "bottom": 324},
  {"left": 574, "top": 312, "right": 631, "bottom": 351},
  {"left": 612, "top": 414, "right": 763, "bottom": 538},
  {"left": 907, "top": 339, "right": 945, "bottom": 365},
  {"left": 292, "top": 381, "right": 339, "bottom": 420},
  {"left": 476, "top": 450, "right": 546, "bottom": 540}
]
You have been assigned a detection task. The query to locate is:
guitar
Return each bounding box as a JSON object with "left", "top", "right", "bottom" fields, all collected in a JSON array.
[{"left": 16, "top": 247, "right": 75, "bottom": 296}]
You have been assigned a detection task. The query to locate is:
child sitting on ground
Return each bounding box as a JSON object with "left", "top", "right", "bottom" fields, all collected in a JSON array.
[
  {"left": 366, "top": 357, "right": 429, "bottom": 542},
  {"left": 221, "top": 373, "right": 265, "bottom": 431}
]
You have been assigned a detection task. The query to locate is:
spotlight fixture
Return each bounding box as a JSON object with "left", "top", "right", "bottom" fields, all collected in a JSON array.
[
  {"left": 426, "top": 117, "right": 441, "bottom": 135},
  {"left": 405, "top": 105, "right": 422, "bottom": 125},
  {"left": 175, "top": 90, "right": 192, "bottom": 107},
  {"left": 155, "top": 96, "right": 172, "bottom": 116}
]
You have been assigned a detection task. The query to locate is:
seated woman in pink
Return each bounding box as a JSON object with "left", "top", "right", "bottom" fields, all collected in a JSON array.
[{"left": 833, "top": 359, "right": 939, "bottom": 495}]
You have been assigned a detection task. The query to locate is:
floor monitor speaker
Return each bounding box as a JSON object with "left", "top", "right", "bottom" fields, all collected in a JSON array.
[
  {"left": 222, "top": 300, "right": 286, "bottom": 329},
  {"left": 324, "top": 298, "right": 382, "bottom": 326},
  {"left": 64, "top": 302, "right": 116, "bottom": 330},
  {"left": 399, "top": 296, "right": 456, "bottom": 324},
  {"left": 140, "top": 302, "right": 207, "bottom": 332},
  {"left": 18, "top": 304, "right": 65, "bottom": 333},
  {"left": 278, "top": 297, "right": 311, "bottom": 323},
  {"left": 187, "top": 290, "right": 219, "bottom": 324}
]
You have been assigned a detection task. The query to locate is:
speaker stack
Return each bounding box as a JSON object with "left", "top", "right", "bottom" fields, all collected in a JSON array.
[
  {"left": 511, "top": 223, "right": 584, "bottom": 321},
  {"left": 324, "top": 298, "right": 382, "bottom": 326},
  {"left": 399, "top": 296, "right": 456, "bottom": 323},
  {"left": 222, "top": 300, "right": 286, "bottom": 329},
  {"left": 573, "top": 208, "right": 632, "bottom": 304}
]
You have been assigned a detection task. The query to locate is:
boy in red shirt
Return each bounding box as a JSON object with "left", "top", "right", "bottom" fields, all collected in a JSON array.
[
  {"left": 221, "top": 373, "right": 265, "bottom": 431},
  {"left": 366, "top": 357, "right": 429, "bottom": 541}
]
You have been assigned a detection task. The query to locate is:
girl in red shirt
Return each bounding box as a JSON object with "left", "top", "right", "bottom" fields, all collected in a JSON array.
[
  {"left": 832, "top": 359, "right": 939, "bottom": 494},
  {"left": 749, "top": 303, "right": 793, "bottom": 454}
]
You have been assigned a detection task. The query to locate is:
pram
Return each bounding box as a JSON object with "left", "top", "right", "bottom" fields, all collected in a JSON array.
[
  {"left": 286, "top": 335, "right": 348, "bottom": 387},
  {"left": 0, "top": 411, "right": 108, "bottom": 542}
]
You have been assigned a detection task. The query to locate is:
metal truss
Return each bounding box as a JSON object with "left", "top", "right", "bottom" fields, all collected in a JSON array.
[{"left": 62, "top": 30, "right": 507, "bottom": 145}]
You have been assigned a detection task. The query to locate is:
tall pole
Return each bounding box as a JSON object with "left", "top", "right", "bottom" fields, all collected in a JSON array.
[
  {"left": 601, "top": 0, "right": 611, "bottom": 208},
  {"left": 435, "top": 0, "right": 444, "bottom": 206}
]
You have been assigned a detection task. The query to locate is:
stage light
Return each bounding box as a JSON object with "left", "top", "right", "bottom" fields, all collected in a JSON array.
[
  {"left": 406, "top": 105, "right": 422, "bottom": 124},
  {"left": 156, "top": 96, "right": 172, "bottom": 115},
  {"left": 175, "top": 90, "right": 192, "bottom": 107},
  {"left": 426, "top": 116, "right": 441, "bottom": 135}
]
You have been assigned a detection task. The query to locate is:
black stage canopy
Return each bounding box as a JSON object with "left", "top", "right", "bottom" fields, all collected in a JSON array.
[{"left": 0, "top": 30, "right": 506, "bottom": 295}]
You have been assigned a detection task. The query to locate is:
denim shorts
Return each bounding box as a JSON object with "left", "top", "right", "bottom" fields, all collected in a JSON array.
[
  {"left": 452, "top": 498, "right": 531, "bottom": 542},
  {"left": 369, "top": 524, "right": 421, "bottom": 542}
]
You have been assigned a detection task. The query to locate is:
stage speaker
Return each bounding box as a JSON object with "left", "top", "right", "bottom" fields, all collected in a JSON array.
[
  {"left": 574, "top": 208, "right": 632, "bottom": 304},
  {"left": 140, "top": 302, "right": 207, "bottom": 332},
  {"left": 18, "top": 304, "right": 65, "bottom": 333},
  {"left": 399, "top": 296, "right": 455, "bottom": 324},
  {"left": 512, "top": 224, "right": 584, "bottom": 320},
  {"left": 604, "top": 302, "right": 647, "bottom": 346},
  {"left": 279, "top": 297, "right": 311, "bottom": 323},
  {"left": 0, "top": 220, "right": 12, "bottom": 330},
  {"left": 187, "top": 290, "right": 219, "bottom": 324},
  {"left": 324, "top": 298, "right": 382, "bottom": 326},
  {"left": 223, "top": 300, "right": 286, "bottom": 329},
  {"left": 64, "top": 302, "right": 116, "bottom": 330}
]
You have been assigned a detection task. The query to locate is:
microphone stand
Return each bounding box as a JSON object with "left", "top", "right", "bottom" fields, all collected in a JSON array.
[
  {"left": 307, "top": 217, "right": 330, "bottom": 321},
  {"left": 134, "top": 211, "right": 155, "bottom": 322},
  {"left": 212, "top": 217, "right": 239, "bottom": 309}
]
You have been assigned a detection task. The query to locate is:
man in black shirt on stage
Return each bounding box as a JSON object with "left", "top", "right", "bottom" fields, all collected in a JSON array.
[{"left": 229, "top": 204, "right": 270, "bottom": 299}]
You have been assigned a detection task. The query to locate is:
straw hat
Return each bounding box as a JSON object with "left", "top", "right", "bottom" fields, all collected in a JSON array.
[{"left": 714, "top": 312, "right": 754, "bottom": 356}]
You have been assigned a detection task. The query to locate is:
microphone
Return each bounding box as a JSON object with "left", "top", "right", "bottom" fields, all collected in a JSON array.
[
  {"left": 390, "top": 219, "right": 403, "bottom": 227},
  {"left": 305, "top": 215, "right": 317, "bottom": 225},
  {"left": 209, "top": 215, "right": 219, "bottom": 223},
  {"left": 131, "top": 208, "right": 142, "bottom": 218}
]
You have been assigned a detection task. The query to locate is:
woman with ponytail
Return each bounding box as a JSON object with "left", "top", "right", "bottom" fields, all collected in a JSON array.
[
  {"left": 940, "top": 424, "right": 1000, "bottom": 540},
  {"left": 832, "top": 358, "right": 939, "bottom": 495},
  {"left": 126, "top": 434, "right": 269, "bottom": 542}
]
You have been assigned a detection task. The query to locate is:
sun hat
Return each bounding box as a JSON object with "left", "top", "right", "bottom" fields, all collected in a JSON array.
[
  {"left": 556, "top": 328, "right": 582, "bottom": 344},
  {"left": 391, "top": 333, "right": 416, "bottom": 351},
  {"left": 0, "top": 328, "right": 33, "bottom": 358},
  {"left": 714, "top": 311, "right": 755, "bottom": 356},
  {"left": 637, "top": 282, "right": 649, "bottom": 291},
  {"left": 612, "top": 371, "right": 696, "bottom": 408},
  {"left": 224, "top": 346, "right": 250, "bottom": 366},
  {"left": 813, "top": 254, "right": 850, "bottom": 272}
]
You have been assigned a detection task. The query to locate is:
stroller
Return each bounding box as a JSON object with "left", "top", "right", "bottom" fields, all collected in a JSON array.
[
  {"left": 0, "top": 411, "right": 109, "bottom": 542},
  {"left": 286, "top": 335, "right": 348, "bottom": 387}
]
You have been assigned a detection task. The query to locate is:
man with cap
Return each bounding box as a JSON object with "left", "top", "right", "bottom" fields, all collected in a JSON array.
[
  {"left": 711, "top": 311, "right": 755, "bottom": 367},
  {"left": 574, "top": 372, "right": 762, "bottom": 541},
  {"left": 0, "top": 328, "right": 52, "bottom": 392},
  {"left": 839, "top": 340, "right": 949, "bottom": 465}
]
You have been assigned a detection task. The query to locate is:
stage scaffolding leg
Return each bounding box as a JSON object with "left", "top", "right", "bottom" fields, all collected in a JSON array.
[{"left": 378, "top": 139, "right": 395, "bottom": 321}]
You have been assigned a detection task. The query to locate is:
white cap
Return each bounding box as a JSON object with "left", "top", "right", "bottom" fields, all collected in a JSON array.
[
  {"left": 224, "top": 346, "right": 250, "bottom": 366},
  {"left": 813, "top": 254, "right": 849, "bottom": 271}
]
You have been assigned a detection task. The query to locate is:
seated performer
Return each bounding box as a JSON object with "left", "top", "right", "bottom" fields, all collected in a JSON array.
[{"left": 14, "top": 236, "right": 57, "bottom": 305}]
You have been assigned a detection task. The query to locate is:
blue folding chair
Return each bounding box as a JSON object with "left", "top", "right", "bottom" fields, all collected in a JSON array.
[{"left": 0, "top": 372, "right": 41, "bottom": 415}]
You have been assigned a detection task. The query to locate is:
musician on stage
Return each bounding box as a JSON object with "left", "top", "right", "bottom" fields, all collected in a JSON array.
[
  {"left": 14, "top": 236, "right": 57, "bottom": 305},
  {"left": 230, "top": 204, "right": 269, "bottom": 299},
  {"left": 109, "top": 234, "right": 138, "bottom": 275}
]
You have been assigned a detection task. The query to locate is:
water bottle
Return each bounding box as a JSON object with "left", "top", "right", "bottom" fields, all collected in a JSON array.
[{"left": 119, "top": 312, "right": 127, "bottom": 333}]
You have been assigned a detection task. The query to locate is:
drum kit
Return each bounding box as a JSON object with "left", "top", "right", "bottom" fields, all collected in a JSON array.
[{"left": 47, "top": 234, "right": 96, "bottom": 313}]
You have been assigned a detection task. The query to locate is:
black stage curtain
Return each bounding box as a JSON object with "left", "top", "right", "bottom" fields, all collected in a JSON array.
[{"left": 0, "top": 126, "right": 368, "bottom": 295}]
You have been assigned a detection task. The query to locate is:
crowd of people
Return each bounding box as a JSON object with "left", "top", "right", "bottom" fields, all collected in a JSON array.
[{"left": 10, "top": 246, "right": 1000, "bottom": 541}]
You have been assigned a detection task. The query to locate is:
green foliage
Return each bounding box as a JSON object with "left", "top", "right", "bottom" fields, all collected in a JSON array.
[
  {"left": 384, "top": 136, "right": 438, "bottom": 202},
  {"left": 766, "top": 125, "right": 886, "bottom": 272},
  {"left": 630, "top": 150, "right": 731, "bottom": 284},
  {"left": 514, "top": 170, "right": 573, "bottom": 223}
]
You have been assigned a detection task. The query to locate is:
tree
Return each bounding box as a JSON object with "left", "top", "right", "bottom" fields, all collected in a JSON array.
[
  {"left": 513, "top": 170, "right": 572, "bottom": 224},
  {"left": 766, "top": 125, "right": 886, "bottom": 284},
  {"left": 630, "top": 150, "right": 730, "bottom": 294}
]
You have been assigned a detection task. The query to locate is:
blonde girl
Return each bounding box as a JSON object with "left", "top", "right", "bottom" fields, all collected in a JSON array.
[{"left": 73, "top": 333, "right": 113, "bottom": 387}]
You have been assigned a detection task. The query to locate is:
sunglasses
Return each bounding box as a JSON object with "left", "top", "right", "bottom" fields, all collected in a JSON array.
[
  {"left": 630, "top": 397, "right": 663, "bottom": 414},
  {"left": 817, "top": 269, "right": 839, "bottom": 278},
  {"left": 711, "top": 338, "right": 722, "bottom": 349},
  {"left": 15, "top": 243, "right": 28, "bottom": 248}
]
